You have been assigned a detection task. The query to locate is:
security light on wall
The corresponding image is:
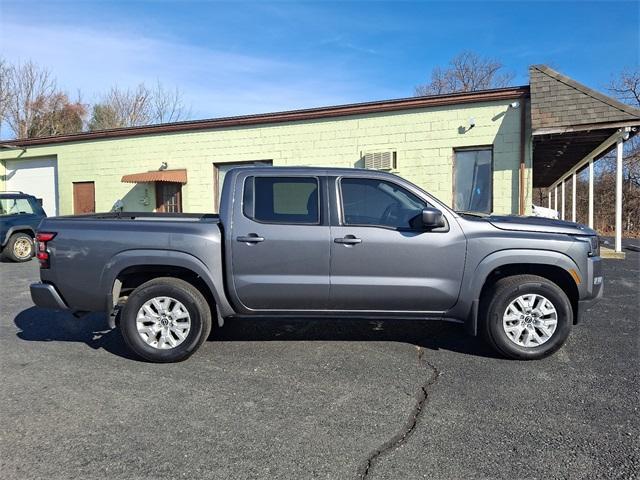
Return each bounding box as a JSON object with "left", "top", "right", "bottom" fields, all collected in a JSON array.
[
  {"left": 159, "top": 162, "right": 168, "bottom": 170},
  {"left": 510, "top": 101, "right": 520, "bottom": 108},
  {"left": 468, "top": 118, "right": 476, "bottom": 129}
]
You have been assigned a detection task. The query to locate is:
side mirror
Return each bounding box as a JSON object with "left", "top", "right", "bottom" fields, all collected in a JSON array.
[{"left": 421, "top": 207, "right": 445, "bottom": 229}]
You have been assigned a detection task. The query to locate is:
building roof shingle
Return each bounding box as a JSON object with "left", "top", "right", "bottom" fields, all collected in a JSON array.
[{"left": 530, "top": 65, "right": 640, "bottom": 133}]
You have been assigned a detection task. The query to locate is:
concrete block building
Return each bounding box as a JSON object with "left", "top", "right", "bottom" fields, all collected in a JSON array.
[{"left": 1, "top": 66, "right": 639, "bottom": 250}]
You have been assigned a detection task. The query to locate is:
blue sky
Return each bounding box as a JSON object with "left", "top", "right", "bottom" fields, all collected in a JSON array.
[{"left": 1, "top": 0, "right": 638, "bottom": 120}]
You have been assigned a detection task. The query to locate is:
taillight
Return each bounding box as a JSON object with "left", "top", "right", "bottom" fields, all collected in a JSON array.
[{"left": 36, "top": 232, "right": 57, "bottom": 268}]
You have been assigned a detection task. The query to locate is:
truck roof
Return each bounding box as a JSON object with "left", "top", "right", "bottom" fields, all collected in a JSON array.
[
  {"left": 0, "top": 192, "right": 35, "bottom": 199},
  {"left": 225, "top": 165, "right": 402, "bottom": 177}
]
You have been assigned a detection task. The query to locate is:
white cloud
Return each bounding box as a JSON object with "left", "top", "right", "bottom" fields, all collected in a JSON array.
[{"left": 0, "top": 17, "right": 377, "bottom": 119}]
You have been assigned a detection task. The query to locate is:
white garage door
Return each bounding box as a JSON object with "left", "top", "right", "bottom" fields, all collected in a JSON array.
[{"left": 5, "top": 157, "right": 58, "bottom": 216}]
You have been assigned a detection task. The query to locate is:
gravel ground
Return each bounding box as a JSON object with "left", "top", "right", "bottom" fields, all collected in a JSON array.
[{"left": 0, "top": 247, "right": 638, "bottom": 480}]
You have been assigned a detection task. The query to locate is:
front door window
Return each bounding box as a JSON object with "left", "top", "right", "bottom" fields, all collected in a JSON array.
[{"left": 340, "top": 178, "right": 427, "bottom": 229}]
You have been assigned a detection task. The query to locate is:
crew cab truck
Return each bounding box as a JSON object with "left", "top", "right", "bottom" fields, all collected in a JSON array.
[{"left": 30, "top": 167, "right": 603, "bottom": 362}]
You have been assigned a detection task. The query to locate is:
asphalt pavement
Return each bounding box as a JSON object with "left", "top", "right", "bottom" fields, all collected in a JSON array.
[{"left": 0, "top": 249, "right": 638, "bottom": 480}]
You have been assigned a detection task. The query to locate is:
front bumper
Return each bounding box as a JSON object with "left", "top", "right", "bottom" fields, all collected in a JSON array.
[
  {"left": 30, "top": 282, "right": 69, "bottom": 310},
  {"left": 576, "top": 256, "right": 604, "bottom": 323}
]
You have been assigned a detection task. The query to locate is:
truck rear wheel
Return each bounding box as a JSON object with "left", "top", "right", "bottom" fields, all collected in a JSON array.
[
  {"left": 120, "top": 277, "right": 212, "bottom": 362},
  {"left": 482, "top": 274, "right": 572, "bottom": 360}
]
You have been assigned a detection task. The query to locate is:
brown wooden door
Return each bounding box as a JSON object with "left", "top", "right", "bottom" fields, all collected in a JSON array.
[
  {"left": 73, "top": 182, "right": 95, "bottom": 214},
  {"left": 156, "top": 182, "right": 182, "bottom": 213}
]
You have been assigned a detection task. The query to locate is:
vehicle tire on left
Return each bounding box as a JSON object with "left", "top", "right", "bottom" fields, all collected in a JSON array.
[
  {"left": 119, "top": 277, "right": 212, "bottom": 363},
  {"left": 4, "top": 232, "right": 34, "bottom": 262}
]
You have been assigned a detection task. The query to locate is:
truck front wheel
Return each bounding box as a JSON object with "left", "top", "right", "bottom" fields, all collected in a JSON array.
[
  {"left": 120, "top": 277, "right": 212, "bottom": 362},
  {"left": 482, "top": 274, "right": 572, "bottom": 360}
]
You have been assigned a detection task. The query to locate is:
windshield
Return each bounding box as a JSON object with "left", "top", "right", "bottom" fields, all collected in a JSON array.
[{"left": 0, "top": 198, "right": 35, "bottom": 216}]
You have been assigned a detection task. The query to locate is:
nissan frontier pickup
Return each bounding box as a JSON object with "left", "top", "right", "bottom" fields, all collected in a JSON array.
[{"left": 30, "top": 167, "right": 603, "bottom": 362}]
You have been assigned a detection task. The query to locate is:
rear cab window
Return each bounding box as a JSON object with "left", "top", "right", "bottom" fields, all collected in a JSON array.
[
  {"left": 243, "top": 176, "right": 320, "bottom": 224},
  {"left": 0, "top": 198, "right": 36, "bottom": 216}
]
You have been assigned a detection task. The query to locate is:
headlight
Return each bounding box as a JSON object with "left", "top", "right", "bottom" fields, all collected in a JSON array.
[
  {"left": 590, "top": 236, "right": 600, "bottom": 257},
  {"left": 576, "top": 235, "right": 600, "bottom": 257}
]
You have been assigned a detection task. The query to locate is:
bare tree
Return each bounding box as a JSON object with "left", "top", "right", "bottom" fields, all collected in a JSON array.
[
  {"left": 4, "top": 60, "right": 58, "bottom": 138},
  {"left": 608, "top": 69, "right": 640, "bottom": 106},
  {"left": 88, "top": 81, "right": 189, "bottom": 131},
  {"left": 152, "top": 81, "right": 189, "bottom": 124},
  {"left": 415, "top": 51, "right": 515, "bottom": 96},
  {"left": 0, "top": 57, "right": 12, "bottom": 128}
]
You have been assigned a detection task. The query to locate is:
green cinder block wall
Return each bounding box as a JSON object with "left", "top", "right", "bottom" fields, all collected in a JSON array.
[{"left": 0, "top": 99, "right": 532, "bottom": 215}]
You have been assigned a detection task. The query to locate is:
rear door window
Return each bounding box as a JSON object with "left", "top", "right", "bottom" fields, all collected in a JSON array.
[{"left": 243, "top": 176, "right": 320, "bottom": 224}]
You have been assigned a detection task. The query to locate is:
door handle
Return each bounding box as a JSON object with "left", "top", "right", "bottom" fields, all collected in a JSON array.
[
  {"left": 236, "top": 234, "right": 265, "bottom": 243},
  {"left": 334, "top": 236, "right": 362, "bottom": 245}
]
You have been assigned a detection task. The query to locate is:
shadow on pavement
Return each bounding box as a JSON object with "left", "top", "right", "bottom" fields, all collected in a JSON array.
[
  {"left": 212, "top": 316, "right": 499, "bottom": 358},
  {"left": 14, "top": 306, "right": 500, "bottom": 361},
  {"left": 14, "top": 307, "right": 139, "bottom": 361}
]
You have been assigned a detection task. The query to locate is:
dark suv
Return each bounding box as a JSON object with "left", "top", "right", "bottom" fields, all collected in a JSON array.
[{"left": 0, "top": 192, "right": 47, "bottom": 262}]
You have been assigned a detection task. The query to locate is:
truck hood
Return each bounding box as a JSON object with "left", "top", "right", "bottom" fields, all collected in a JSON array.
[{"left": 487, "top": 215, "right": 596, "bottom": 235}]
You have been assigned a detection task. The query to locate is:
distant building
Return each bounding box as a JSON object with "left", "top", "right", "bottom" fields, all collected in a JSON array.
[{"left": 1, "top": 66, "right": 638, "bottom": 239}]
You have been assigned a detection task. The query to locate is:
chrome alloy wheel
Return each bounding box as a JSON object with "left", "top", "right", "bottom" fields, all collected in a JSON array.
[
  {"left": 13, "top": 237, "right": 33, "bottom": 259},
  {"left": 502, "top": 294, "right": 558, "bottom": 348},
  {"left": 136, "top": 296, "right": 191, "bottom": 349}
]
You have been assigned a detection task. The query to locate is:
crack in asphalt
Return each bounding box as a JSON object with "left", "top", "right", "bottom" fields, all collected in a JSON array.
[{"left": 356, "top": 346, "right": 441, "bottom": 480}]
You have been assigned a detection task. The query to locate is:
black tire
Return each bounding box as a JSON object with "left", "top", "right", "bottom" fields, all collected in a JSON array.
[
  {"left": 4, "top": 232, "right": 34, "bottom": 262},
  {"left": 481, "top": 274, "right": 572, "bottom": 360},
  {"left": 120, "top": 277, "right": 212, "bottom": 363}
]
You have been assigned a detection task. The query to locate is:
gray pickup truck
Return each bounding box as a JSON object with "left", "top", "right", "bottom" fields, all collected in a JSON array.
[{"left": 30, "top": 167, "right": 603, "bottom": 362}]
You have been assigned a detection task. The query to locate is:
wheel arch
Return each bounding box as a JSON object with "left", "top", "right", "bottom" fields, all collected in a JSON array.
[
  {"left": 2, "top": 225, "right": 35, "bottom": 247},
  {"left": 478, "top": 263, "right": 579, "bottom": 325},
  {"left": 101, "top": 250, "right": 235, "bottom": 326},
  {"left": 461, "top": 249, "right": 583, "bottom": 335}
]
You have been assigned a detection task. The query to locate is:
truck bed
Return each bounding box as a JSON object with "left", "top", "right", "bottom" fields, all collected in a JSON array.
[{"left": 37, "top": 212, "right": 223, "bottom": 312}]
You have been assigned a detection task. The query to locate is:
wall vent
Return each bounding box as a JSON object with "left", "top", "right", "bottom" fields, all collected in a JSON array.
[{"left": 363, "top": 151, "right": 396, "bottom": 170}]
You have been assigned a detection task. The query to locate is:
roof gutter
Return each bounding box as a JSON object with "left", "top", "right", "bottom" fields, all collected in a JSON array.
[
  {"left": 0, "top": 144, "right": 26, "bottom": 153},
  {"left": 1, "top": 86, "right": 529, "bottom": 148}
]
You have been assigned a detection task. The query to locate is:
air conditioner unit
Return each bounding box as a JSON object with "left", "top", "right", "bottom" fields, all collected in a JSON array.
[{"left": 363, "top": 151, "right": 396, "bottom": 170}]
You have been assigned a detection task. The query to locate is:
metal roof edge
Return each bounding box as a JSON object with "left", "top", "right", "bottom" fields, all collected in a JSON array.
[{"left": 1, "top": 86, "right": 529, "bottom": 148}]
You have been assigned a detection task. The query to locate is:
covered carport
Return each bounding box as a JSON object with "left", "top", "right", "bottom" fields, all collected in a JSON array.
[{"left": 530, "top": 65, "right": 640, "bottom": 253}]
